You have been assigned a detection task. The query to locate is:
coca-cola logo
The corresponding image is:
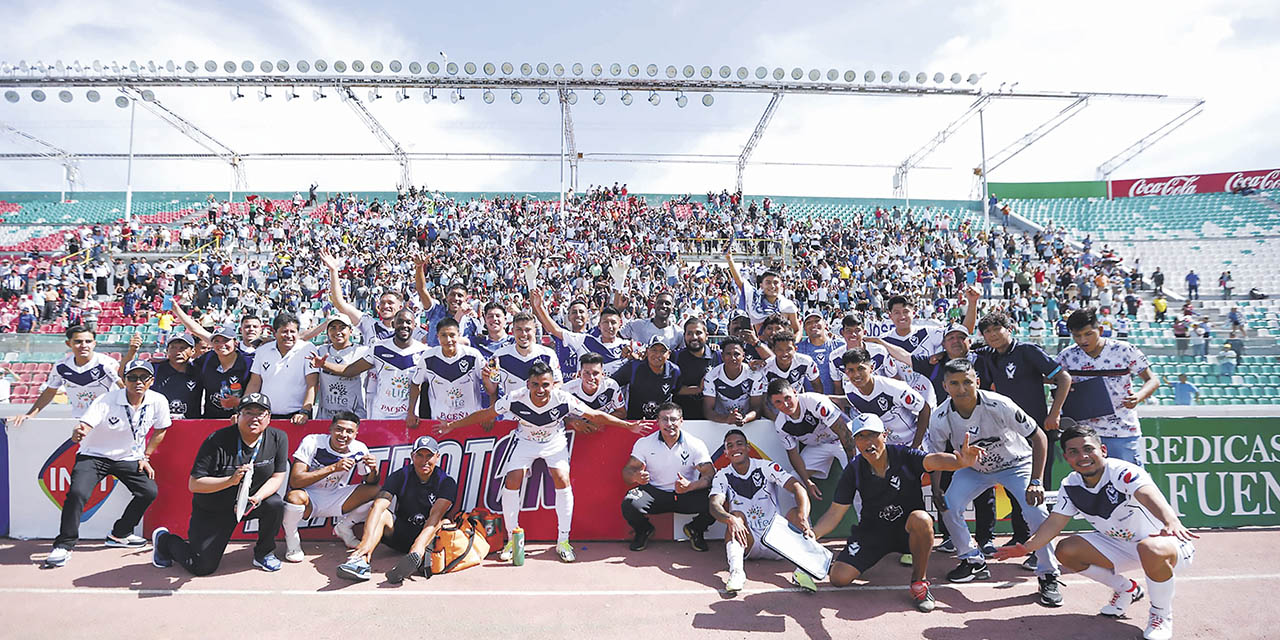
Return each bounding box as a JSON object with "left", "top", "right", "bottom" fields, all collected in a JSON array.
[
  {"left": 1128, "top": 176, "right": 1200, "bottom": 197},
  {"left": 1225, "top": 170, "right": 1280, "bottom": 192}
]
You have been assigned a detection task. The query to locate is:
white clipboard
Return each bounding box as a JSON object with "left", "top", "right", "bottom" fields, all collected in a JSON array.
[
  {"left": 760, "top": 515, "right": 833, "bottom": 580},
  {"left": 234, "top": 464, "right": 254, "bottom": 521}
]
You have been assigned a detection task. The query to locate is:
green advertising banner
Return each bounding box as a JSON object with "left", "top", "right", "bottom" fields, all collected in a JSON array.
[{"left": 1141, "top": 417, "right": 1280, "bottom": 529}]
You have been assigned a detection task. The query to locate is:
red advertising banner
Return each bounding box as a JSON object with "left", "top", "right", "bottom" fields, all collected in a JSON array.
[
  {"left": 145, "top": 419, "right": 639, "bottom": 541},
  {"left": 1109, "top": 168, "right": 1280, "bottom": 198}
]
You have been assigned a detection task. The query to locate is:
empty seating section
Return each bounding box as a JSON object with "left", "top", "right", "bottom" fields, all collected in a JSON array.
[
  {"left": 776, "top": 196, "right": 989, "bottom": 230},
  {"left": 1007, "top": 192, "right": 1280, "bottom": 241},
  {"left": 1111, "top": 237, "right": 1280, "bottom": 298}
]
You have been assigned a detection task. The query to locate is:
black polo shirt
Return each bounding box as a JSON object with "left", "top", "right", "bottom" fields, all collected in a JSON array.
[
  {"left": 974, "top": 338, "right": 1061, "bottom": 425},
  {"left": 189, "top": 425, "right": 289, "bottom": 513},
  {"left": 382, "top": 465, "right": 458, "bottom": 526},
  {"left": 672, "top": 346, "right": 722, "bottom": 420},
  {"left": 153, "top": 359, "right": 202, "bottom": 418},
  {"left": 193, "top": 349, "right": 255, "bottom": 419},
  {"left": 610, "top": 359, "right": 682, "bottom": 420},
  {"left": 832, "top": 444, "right": 927, "bottom": 531}
]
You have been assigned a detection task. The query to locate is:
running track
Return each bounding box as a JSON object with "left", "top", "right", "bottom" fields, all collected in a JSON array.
[{"left": 1, "top": 529, "right": 1274, "bottom": 639}]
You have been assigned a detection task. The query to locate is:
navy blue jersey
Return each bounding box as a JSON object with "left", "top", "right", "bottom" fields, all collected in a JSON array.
[
  {"left": 382, "top": 465, "right": 458, "bottom": 526},
  {"left": 193, "top": 349, "right": 255, "bottom": 419},
  {"left": 152, "top": 359, "right": 202, "bottom": 418},
  {"left": 974, "top": 339, "right": 1061, "bottom": 425},
  {"left": 833, "top": 444, "right": 927, "bottom": 530},
  {"left": 611, "top": 359, "right": 682, "bottom": 420}
]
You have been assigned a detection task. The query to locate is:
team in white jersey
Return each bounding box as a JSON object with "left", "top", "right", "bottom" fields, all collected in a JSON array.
[
  {"left": 313, "top": 316, "right": 368, "bottom": 420},
  {"left": 834, "top": 347, "right": 930, "bottom": 448},
  {"left": 9, "top": 326, "right": 122, "bottom": 430},
  {"left": 409, "top": 325, "right": 487, "bottom": 424},
  {"left": 486, "top": 313, "right": 563, "bottom": 399},
  {"left": 763, "top": 380, "right": 857, "bottom": 498},
  {"left": 561, "top": 353, "right": 626, "bottom": 417},
  {"left": 310, "top": 310, "right": 428, "bottom": 420},
  {"left": 752, "top": 331, "right": 823, "bottom": 417}
]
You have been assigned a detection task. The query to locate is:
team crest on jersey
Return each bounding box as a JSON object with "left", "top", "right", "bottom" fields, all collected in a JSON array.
[
  {"left": 108, "top": 416, "right": 120, "bottom": 425},
  {"left": 661, "top": 383, "right": 672, "bottom": 394},
  {"left": 846, "top": 541, "right": 861, "bottom": 556},
  {"left": 186, "top": 380, "right": 197, "bottom": 390},
  {"left": 89, "top": 368, "right": 103, "bottom": 380},
  {"left": 877, "top": 397, "right": 890, "bottom": 412},
  {"left": 681, "top": 450, "right": 690, "bottom": 461},
  {"left": 459, "top": 359, "right": 472, "bottom": 373},
  {"left": 549, "top": 408, "right": 562, "bottom": 420},
  {"left": 1006, "top": 362, "right": 1017, "bottom": 379},
  {"left": 889, "top": 475, "right": 900, "bottom": 490},
  {"left": 1105, "top": 484, "right": 1122, "bottom": 505},
  {"left": 751, "top": 469, "right": 766, "bottom": 487}
]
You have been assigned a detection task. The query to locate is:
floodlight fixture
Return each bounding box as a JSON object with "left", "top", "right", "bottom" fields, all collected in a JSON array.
[
  {"left": 367, "top": 89, "right": 381, "bottom": 101},
  {"left": 864, "top": 70, "right": 875, "bottom": 83},
  {"left": 286, "top": 87, "right": 300, "bottom": 101},
  {"left": 141, "top": 89, "right": 156, "bottom": 102},
  {"left": 676, "top": 92, "right": 688, "bottom": 108},
  {"left": 312, "top": 88, "right": 327, "bottom": 101},
  {"left": 666, "top": 65, "right": 678, "bottom": 78},
  {"left": 315, "top": 59, "right": 329, "bottom": 72},
  {"left": 115, "top": 96, "right": 129, "bottom": 108},
  {"left": 450, "top": 89, "right": 461, "bottom": 103},
  {"left": 591, "top": 63, "right": 602, "bottom": 77},
  {"left": 259, "top": 60, "right": 272, "bottom": 73},
  {"left": 389, "top": 60, "right": 403, "bottom": 73},
  {"left": 967, "top": 73, "right": 982, "bottom": 84},
  {"left": 277, "top": 60, "right": 289, "bottom": 72},
  {"left": 423, "top": 89, "right": 436, "bottom": 103},
  {"left": 950, "top": 72, "right": 961, "bottom": 84},
  {"left": 915, "top": 72, "right": 927, "bottom": 84},
  {"left": 30, "top": 89, "right": 46, "bottom": 102},
  {"left": 129, "top": 60, "right": 140, "bottom": 74},
  {"left": 790, "top": 68, "right": 802, "bottom": 80},
  {"left": 593, "top": 90, "right": 605, "bottom": 105},
  {"left": 808, "top": 69, "right": 820, "bottom": 81},
  {"left": 554, "top": 63, "right": 565, "bottom": 76},
  {"left": 538, "top": 90, "right": 550, "bottom": 104},
  {"left": 536, "top": 62, "right": 548, "bottom": 75},
  {"left": 933, "top": 72, "right": 944, "bottom": 83},
  {"left": 297, "top": 60, "right": 310, "bottom": 72},
  {"left": 93, "top": 60, "right": 104, "bottom": 73},
  {"left": 683, "top": 65, "right": 695, "bottom": 78},
  {"left": 409, "top": 61, "right": 422, "bottom": 74},
  {"left": 572, "top": 62, "right": 583, "bottom": 75},
  {"left": 393, "top": 88, "right": 407, "bottom": 102},
  {"left": 610, "top": 63, "right": 622, "bottom": 76},
  {"left": 146, "top": 60, "right": 157, "bottom": 73},
  {"left": 628, "top": 64, "right": 639, "bottom": 77},
  {"left": 230, "top": 86, "right": 243, "bottom": 101},
  {"left": 827, "top": 68, "right": 838, "bottom": 81},
  {"left": 333, "top": 60, "right": 347, "bottom": 72},
  {"left": 185, "top": 60, "right": 197, "bottom": 73},
  {"left": 426, "top": 61, "right": 439, "bottom": 74},
  {"left": 521, "top": 62, "right": 532, "bottom": 75},
  {"left": 621, "top": 91, "right": 633, "bottom": 105},
  {"left": 501, "top": 62, "right": 513, "bottom": 74},
  {"left": 446, "top": 62, "right": 458, "bottom": 75},
  {"left": 86, "top": 89, "right": 100, "bottom": 102},
  {"left": 565, "top": 90, "right": 578, "bottom": 105},
  {"left": 55, "top": 60, "right": 67, "bottom": 74},
  {"left": 737, "top": 67, "right": 748, "bottom": 80},
  {"left": 647, "top": 64, "right": 658, "bottom": 77},
  {"left": 58, "top": 90, "right": 72, "bottom": 103},
  {"left": 463, "top": 62, "right": 476, "bottom": 74},
  {"left": 371, "top": 60, "right": 384, "bottom": 73},
  {"left": 241, "top": 60, "right": 254, "bottom": 72},
  {"left": 719, "top": 65, "right": 731, "bottom": 79},
  {"left": 701, "top": 94, "right": 714, "bottom": 107},
  {"left": 844, "top": 70, "right": 856, "bottom": 82},
  {"left": 352, "top": 60, "right": 365, "bottom": 72},
  {"left": 648, "top": 90, "right": 660, "bottom": 106},
  {"left": 258, "top": 87, "right": 272, "bottom": 101},
  {"left": 480, "top": 89, "right": 493, "bottom": 104},
  {"left": 483, "top": 62, "right": 495, "bottom": 75},
  {"left": 881, "top": 71, "right": 892, "bottom": 82},
  {"left": 772, "top": 67, "right": 784, "bottom": 81},
  {"left": 701, "top": 66, "right": 713, "bottom": 79},
  {"left": 755, "top": 66, "right": 767, "bottom": 79},
  {"left": 4, "top": 90, "right": 18, "bottom": 103},
  {"left": 898, "top": 71, "right": 909, "bottom": 82},
  {"left": 510, "top": 90, "right": 522, "bottom": 104}
]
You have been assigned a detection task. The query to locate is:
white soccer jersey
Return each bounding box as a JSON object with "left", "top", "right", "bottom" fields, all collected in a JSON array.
[
  {"left": 900, "top": 369, "right": 937, "bottom": 409},
  {"left": 491, "top": 343, "right": 562, "bottom": 398},
  {"left": 562, "top": 377, "right": 624, "bottom": 414},
  {"left": 291, "top": 433, "right": 372, "bottom": 492},
  {"left": 702, "top": 364, "right": 757, "bottom": 415},
  {"left": 711, "top": 458, "right": 794, "bottom": 533},
  {"left": 928, "top": 390, "right": 1035, "bottom": 472},
  {"left": 42, "top": 352, "right": 121, "bottom": 418},
  {"left": 412, "top": 345, "right": 486, "bottom": 422},
  {"left": 495, "top": 387, "right": 588, "bottom": 446},
  {"left": 845, "top": 375, "right": 925, "bottom": 447},
  {"left": 829, "top": 341, "right": 898, "bottom": 385},
  {"left": 361, "top": 338, "right": 429, "bottom": 419},
  {"left": 355, "top": 311, "right": 430, "bottom": 345},
  {"left": 751, "top": 353, "right": 820, "bottom": 396},
  {"left": 879, "top": 323, "right": 945, "bottom": 358},
  {"left": 315, "top": 343, "right": 368, "bottom": 420},
  {"left": 561, "top": 330, "right": 629, "bottom": 375},
  {"left": 774, "top": 392, "right": 844, "bottom": 450},
  {"left": 739, "top": 280, "right": 798, "bottom": 326},
  {"left": 1054, "top": 459, "right": 1163, "bottom": 543}
]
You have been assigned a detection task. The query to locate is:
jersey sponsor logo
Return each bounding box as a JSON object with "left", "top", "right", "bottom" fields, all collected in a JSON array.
[
  {"left": 819, "top": 404, "right": 830, "bottom": 418},
  {"left": 879, "top": 504, "right": 904, "bottom": 522},
  {"left": 37, "top": 438, "right": 117, "bottom": 521},
  {"left": 903, "top": 393, "right": 915, "bottom": 406}
]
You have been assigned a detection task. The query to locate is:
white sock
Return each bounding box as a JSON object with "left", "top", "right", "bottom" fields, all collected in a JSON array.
[
  {"left": 1080, "top": 565, "right": 1133, "bottom": 592},
  {"left": 1147, "top": 576, "right": 1176, "bottom": 617},
  {"left": 726, "top": 539, "right": 745, "bottom": 575},
  {"left": 282, "top": 502, "right": 305, "bottom": 549},
  {"left": 501, "top": 487, "right": 521, "bottom": 536},
  {"left": 555, "top": 487, "right": 574, "bottom": 544},
  {"left": 340, "top": 501, "right": 373, "bottom": 525}
]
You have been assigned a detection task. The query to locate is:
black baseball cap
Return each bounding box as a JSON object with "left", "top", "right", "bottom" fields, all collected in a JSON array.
[{"left": 239, "top": 392, "right": 272, "bottom": 413}]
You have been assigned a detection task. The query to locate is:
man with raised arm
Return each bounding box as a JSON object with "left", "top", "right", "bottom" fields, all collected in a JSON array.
[{"left": 725, "top": 245, "right": 800, "bottom": 335}]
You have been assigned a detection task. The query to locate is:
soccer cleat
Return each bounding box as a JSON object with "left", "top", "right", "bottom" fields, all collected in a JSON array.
[
  {"left": 792, "top": 568, "right": 818, "bottom": 593},
  {"left": 252, "top": 552, "right": 282, "bottom": 572},
  {"left": 386, "top": 551, "right": 422, "bottom": 583},
  {"left": 555, "top": 541, "right": 576, "bottom": 563},
  {"left": 725, "top": 570, "right": 747, "bottom": 593},
  {"left": 1100, "top": 580, "right": 1144, "bottom": 618},
  {"left": 498, "top": 539, "right": 516, "bottom": 562},
  {"left": 336, "top": 556, "right": 371, "bottom": 581},
  {"left": 1144, "top": 611, "right": 1173, "bottom": 640},
  {"left": 683, "top": 523, "right": 709, "bottom": 552},
  {"left": 105, "top": 533, "right": 148, "bottom": 548},
  {"left": 334, "top": 519, "right": 360, "bottom": 548},
  {"left": 911, "top": 580, "right": 936, "bottom": 612},
  {"left": 630, "top": 526, "right": 654, "bottom": 552},
  {"left": 1022, "top": 553, "right": 1039, "bottom": 571},
  {"left": 935, "top": 538, "right": 956, "bottom": 554},
  {"left": 284, "top": 547, "right": 305, "bottom": 563},
  {"left": 151, "top": 527, "right": 172, "bottom": 568},
  {"left": 899, "top": 553, "right": 913, "bottom": 566},
  {"left": 1038, "top": 573, "right": 1064, "bottom": 607},
  {"left": 947, "top": 559, "right": 991, "bottom": 583},
  {"left": 43, "top": 547, "right": 70, "bottom": 568},
  {"left": 980, "top": 541, "right": 998, "bottom": 557}
]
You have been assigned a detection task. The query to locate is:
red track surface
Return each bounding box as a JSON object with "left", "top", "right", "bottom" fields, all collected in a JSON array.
[{"left": 1, "top": 529, "right": 1274, "bottom": 639}]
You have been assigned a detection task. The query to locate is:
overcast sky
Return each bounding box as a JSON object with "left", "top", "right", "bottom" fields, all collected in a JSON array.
[{"left": 0, "top": 0, "right": 1276, "bottom": 199}]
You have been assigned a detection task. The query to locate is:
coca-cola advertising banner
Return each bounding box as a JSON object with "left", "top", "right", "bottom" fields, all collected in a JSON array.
[{"left": 1109, "top": 168, "right": 1280, "bottom": 198}]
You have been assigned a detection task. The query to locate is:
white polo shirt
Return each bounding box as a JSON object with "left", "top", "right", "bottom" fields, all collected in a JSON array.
[
  {"left": 250, "top": 339, "right": 318, "bottom": 413},
  {"left": 78, "top": 388, "right": 172, "bottom": 462},
  {"left": 629, "top": 430, "right": 712, "bottom": 492}
]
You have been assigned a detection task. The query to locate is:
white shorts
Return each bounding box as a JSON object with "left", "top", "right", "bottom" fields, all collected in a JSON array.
[
  {"left": 304, "top": 484, "right": 362, "bottom": 520},
  {"left": 1079, "top": 532, "right": 1195, "bottom": 574},
  {"left": 800, "top": 442, "right": 848, "bottom": 480},
  {"left": 503, "top": 438, "right": 571, "bottom": 474},
  {"left": 746, "top": 526, "right": 782, "bottom": 560}
]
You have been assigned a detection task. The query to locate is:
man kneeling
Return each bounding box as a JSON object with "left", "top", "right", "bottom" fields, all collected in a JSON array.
[
  {"left": 811, "top": 414, "right": 983, "bottom": 612},
  {"left": 335, "top": 435, "right": 456, "bottom": 583},
  {"left": 282, "top": 410, "right": 381, "bottom": 562}
]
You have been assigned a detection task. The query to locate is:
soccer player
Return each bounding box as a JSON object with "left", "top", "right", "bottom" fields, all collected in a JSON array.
[
  {"left": 487, "top": 312, "right": 562, "bottom": 400},
  {"left": 876, "top": 295, "right": 946, "bottom": 357},
  {"left": 413, "top": 254, "right": 477, "bottom": 346},
  {"left": 765, "top": 379, "right": 856, "bottom": 499},
  {"left": 244, "top": 312, "right": 319, "bottom": 424},
  {"left": 335, "top": 435, "right": 457, "bottom": 583},
  {"left": 828, "top": 313, "right": 897, "bottom": 395},
  {"left": 709, "top": 429, "right": 818, "bottom": 593},
  {"left": 312, "top": 314, "right": 368, "bottom": 420},
  {"left": 930, "top": 359, "right": 1064, "bottom": 607},
  {"left": 753, "top": 331, "right": 823, "bottom": 420},
  {"left": 407, "top": 318, "right": 487, "bottom": 425},
  {"left": 9, "top": 324, "right": 121, "bottom": 428},
  {"left": 41, "top": 359, "right": 171, "bottom": 568},
  {"left": 469, "top": 300, "right": 515, "bottom": 359},
  {"left": 797, "top": 312, "right": 840, "bottom": 393},
  {"left": 321, "top": 250, "right": 429, "bottom": 344},
  {"left": 702, "top": 337, "right": 761, "bottom": 426},
  {"left": 282, "top": 411, "right": 381, "bottom": 563},
  {"left": 834, "top": 347, "right": 930, "bottom": 449},
  {"left": 531, "top": 289, "right": 628, "bottom": 375},
  {"left": 441, "top": 361, "right": 643, "bottom": 563},
  {"left": 621, "top": 403, "right": 716, "bottom": 552},
  {"left": 310, "top": 309, "right": 428, "bottom": 420},
  {"left": 561, "top": 353, "right": 626, "bottom": 419},
  {"left": 612, "top": 335, "right": 682, "bottom": 420},
  {"left": 811, "top": 414, "right": 985, "bottom": 612},
  {"left": 725, "top": 245, "right": 800, "bottom": 334},
  {"left": 994, "top": 424, "right": 1196, "bottom": 640}
]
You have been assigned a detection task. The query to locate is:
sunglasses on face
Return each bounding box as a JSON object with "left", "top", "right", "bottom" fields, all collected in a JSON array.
[{"left": 125, "top": 374, "right": 153, "bottom": 382}]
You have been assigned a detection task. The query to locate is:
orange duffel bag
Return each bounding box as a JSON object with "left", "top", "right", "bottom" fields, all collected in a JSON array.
[
  {"left": 464, "top": 507, "right": 506, "bottom": 555},
  {"left": 428, "top": 515, "right": 490, "bottom": 576}
]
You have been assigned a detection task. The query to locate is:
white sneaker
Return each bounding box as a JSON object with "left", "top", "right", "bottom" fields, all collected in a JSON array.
[
  {"left": 283, "top": 529, "right": 302, "bottom": 561},
  {"left": 105, "top": 534, "right": 147, "bottom": 548},
  {"left": 284, "top": 547, "right": 305, "bottom": 563},
  {"left": 44, "top": 547, "right": 70, "bottom": 568},
  {"left": 725, "top": 570, "right": 746, "bottom": 593},
  {"left": 1144, "top": 611, "right": 1173, "bottom": 640},
  {"left": 334, "top": 519, "right": 360, "bottom": 548},
  {"left": 1099, "top": 580, "right": 1144, "bottom": 617}
]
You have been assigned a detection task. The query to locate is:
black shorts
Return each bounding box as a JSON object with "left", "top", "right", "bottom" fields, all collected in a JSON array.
[
  {"left": 383, "top": 520, "right": 425, "bottom": 553},
  {"left": 835, "top": 525, "right": 912, "bottom": 574}
]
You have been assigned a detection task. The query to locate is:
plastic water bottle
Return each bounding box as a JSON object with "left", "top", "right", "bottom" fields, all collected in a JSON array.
[{"left": 512, "top": 528, "right": 525, "bottom": 566}]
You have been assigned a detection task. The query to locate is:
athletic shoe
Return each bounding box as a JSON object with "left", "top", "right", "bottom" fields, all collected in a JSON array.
[
  {"left": 1099, "top": 580, "right": 1144, "bottom": 618},
  {"left": 899, "top": 553, "right": 913, "bottom": 566},
  {"left": 911, "top": 580, "right": 936, "bottom": 612},
  {"left": 498, "top": 539, "right": 516, "bottom": 562},
  {"left": 336, "top": 556, "right": 371, "bottom": 581},
  {"left": 725, "top": 570, "right": 746, "bottom": 593},
  {"left": 1022, "top": 553, "right": 1039, "bottom": 571},
  {"left": 334, "top": 519, "right": 360, "bottom": 548},
  {"left": 386, "top": 552, "right": 422, "bottom": 584},
  {"left": 556, "top": 541, "right": 576, "bottom": 563},
  {"left": 935, "top": 538, "right": 956, "bottom": 554},
  {"left": 683, "top": 523, "right": 709, "bottom": 553},
  {"left": 947, "top": 559, "right": 990, "bottom": 583},
  {"left": 1002, "top": 537, "right": 1028, "bottom": 547},
  {"left": 284, "top": 547, "right": 305, "bottom": 563},
  {"left": 792, "top": 568, "right": 818, "bottom": 593},
  {"left": 1038, "top": 573, "right": 1064, "bottom": 607},
  {"left": 630, "top": 526, "right": 654, "bottom": 551},
  {"left": 252, "top": 552, "right": 282, "bottom": 572},
  {"left": 105, "top": 534, "right": 147, "bottom": 548},
  {"left": 1144, "top": 611, "right": 1173, "bottom": 640},
  {"left": 980, "top": 541, "right": 998, "bottom": 557},
  {"left": 151, "top": 527, "right": 172, "bottom": 568},
  {"left": 43, "top": 547, "right": 70, "bottom": 568}
]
